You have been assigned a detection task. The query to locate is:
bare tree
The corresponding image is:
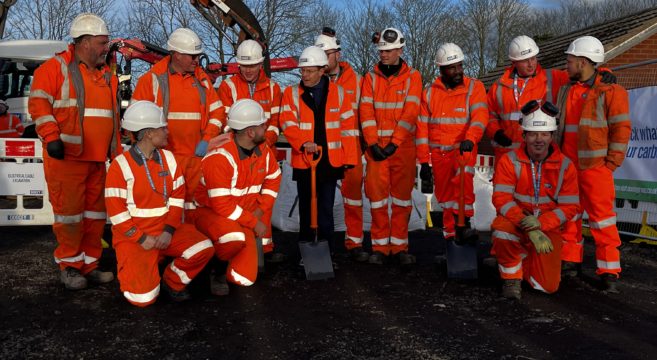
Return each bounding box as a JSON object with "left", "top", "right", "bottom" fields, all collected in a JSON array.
[
  {"left": 459, "top": 0, "right": 494, "bottom": 77},
  {"left": 339, "top": 0, "right": 395, "bottom": 75},
  {"left": 5, "top": 0, "right": 117, "bottom": 40},
  {"left": 392, "top": 0, "right": 456, "bottom": 84},
  {"left": 491, "top": 0, "right": 529, "bottom": 67}
]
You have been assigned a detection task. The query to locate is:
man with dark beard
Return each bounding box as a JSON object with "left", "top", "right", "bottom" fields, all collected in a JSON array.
[
  {"left": 193, "top": 99, "right": 282, "bottom": 289},
  {"left": 416, "top": 43, "right": 488, "bottom": 244}
]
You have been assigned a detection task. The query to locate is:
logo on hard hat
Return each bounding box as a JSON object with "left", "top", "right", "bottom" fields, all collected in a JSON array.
[
  {"left": 532, "top": 121, "right": 547, "bottom": 126},
  {"left": 447, "top": 55, "right": 458, "bottom": 61},
  {"left": 241, "top": 56, "right": 252, "bottom": 60},
  {"left": 521, "top": 49, "right": 532, "bottom": 55},
  {"left": 195, "top": 45, "right": 202, "bottom": 50},
  {"left": 300, "top": 58, "right": 308, "bottom": 63},
  {"left": 317, "top": 43, "right": 325, "bottom": 48}
]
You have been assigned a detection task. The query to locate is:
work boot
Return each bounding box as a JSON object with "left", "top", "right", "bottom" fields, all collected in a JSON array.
[
  {"left": 600, "top": 273, "right": 620, "bottom": 293},
  {"left": 266, "top": 252, "right": 287, "bottom": 264},
  {"left": 502, "top": 279, "right": 522, "bottom": 300},
  {"left": 368, "top": 251, "right": 386, "bottom": 265},
  {"left": 60, "top": 268, "right": 88, "bottom": 290},
  {"left": 397, "top": 251, "right": 416, "bottom": 266},
  {"left": 162, "top": 281, "right": 191, "bottom": 302},
  {"left": 351, "top": 247, "right": 370, "bottom": 262},
  {"left": 210, "top": 273, "right": 230, "bottom": 296},
  {"left": 86, "top": 269, "right": 114, "bottom": 284},
  {"left": 561, "top": 261, "right": 580, "bottom": 278}
]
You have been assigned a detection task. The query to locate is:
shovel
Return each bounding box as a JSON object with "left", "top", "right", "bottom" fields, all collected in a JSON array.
[
  {"left": 298, "top": 146, "right": 335, "bottom": 280},
  {"left": 446, "top": 152, "right": 478, "bottom": 279}
]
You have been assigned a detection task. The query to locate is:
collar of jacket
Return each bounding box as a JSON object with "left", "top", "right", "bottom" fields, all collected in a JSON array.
[
  {"left": 433, "top": 76, "right": 470, "bottom": 93},
  {"left": 499, "top": 63, "right": 545, "bottom": 87},
  {"left": 374, "top": 58, "right": 409, "bottom": 79},
  {"left": 232, "top": 137, "right": 263, "bottom": 160},
  {"left": 236, "top": 68, "right": 270, "bottom": 90},
  {"left": 129, "top": 144, "right": 161, "bottom": 166},
  {"left": 518, "top": 141, "right": 561, "bottom": 167}
]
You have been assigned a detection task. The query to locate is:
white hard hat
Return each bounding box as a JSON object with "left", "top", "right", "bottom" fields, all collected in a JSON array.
[
  {"left": 167, "top": 28, "right": 203, "bottom": 55},
  {"left": 509, "top": 35, "right": 539, "bottom": 61},
  {"left": 237, "top": 40, "right": 264, "bottom": 65},
  {"left": 298, "top": 46, "right": 328, "bottom": 67},
  {"left": 436, "top": 43, "right": 464, "bottom": 66},
  {"left": 122, "top": 101, "right": 167, "bottom": 132},
  {"left": 565, "top": 36, "right": 605, "bottom": 63},
  {"left": 70, "top": 13, "right": 109, "bottom": 38},
  {"left": 521, "top": 100, "right": 558, "bottom": 132},
  {"left": 376, "top": 28, "right": 405, "bottom": 51},
  {"left": 228, "top": 99, "right": 267, "bottom": 131},
  {"left": 315, "top": 34, "right": 340, "bottom": 52}
]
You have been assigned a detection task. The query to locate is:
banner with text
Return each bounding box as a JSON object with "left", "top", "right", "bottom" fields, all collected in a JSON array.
[{"left": 615, "top": 86, "right": 657, "bottom": 202}]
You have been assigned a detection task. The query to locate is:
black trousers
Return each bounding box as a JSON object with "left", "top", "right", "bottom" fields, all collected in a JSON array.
[{"left": 296, "top": 177, "right": 338, "bottom": 251}]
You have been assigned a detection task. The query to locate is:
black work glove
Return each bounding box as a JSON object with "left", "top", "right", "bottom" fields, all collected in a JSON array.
[
  {"left": 419, "top": 163, "right": 432, "bottom": 181},
  {"left": 460, "top": 140, "right": 474, "bottom": 155},
  {"left": 369, "top": 144, "right": 387, "bottom": 161},
  {"left": 600, "top": 70, "right": 617, "bottom": 84},
  {"left": 46, "top": 139, "right": 65, "bottom": 160},
  {"left": 419, "top": 163, "right": 433, "bottom": 194},
  {"left": 493, "top": 129, "right": 513, "bottom": 147},
  {"left": 382, "top": 143, "right": 398, "bottom": 157}
]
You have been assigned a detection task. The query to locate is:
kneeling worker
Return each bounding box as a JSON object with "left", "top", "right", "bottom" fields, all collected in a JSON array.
[
  {"left": 491, "top": 101, "right": 580, "bottom": 299},
  {"left": 105, "top": 101, "right": 214, "bottom": 307},
  {"left": 194, "top": 99, "right": 281, "bottom": 288}
]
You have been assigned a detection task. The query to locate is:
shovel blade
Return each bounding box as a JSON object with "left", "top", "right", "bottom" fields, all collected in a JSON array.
[
  {"left": 446, "top": 240, "right": 478, "bottom": 279},
  {"left": 299, "top": 240, "right": 334, "bottom": 280}
]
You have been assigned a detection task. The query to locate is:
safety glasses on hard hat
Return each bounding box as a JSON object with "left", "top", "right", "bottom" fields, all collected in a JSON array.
[
  {"left": 322, "top": 27, "right": 341, "bottom": 46},
  {"left": 521, "top": 100, "right": 559, "bottom": 117}
]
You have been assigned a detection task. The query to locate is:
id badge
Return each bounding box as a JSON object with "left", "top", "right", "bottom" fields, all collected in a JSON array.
[
  {"left": 510, "top": 112, "right": 521, "bottom": 121},
  {"left": 533, "top": 206, "right": 540, "bottom": 217}
]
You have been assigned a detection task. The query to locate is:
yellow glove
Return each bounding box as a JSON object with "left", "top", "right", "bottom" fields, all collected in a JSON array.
[
  {"left": 520, "top": 215, "right": 541, "bottom": 231},
  {"left": 527, "top": 230, "right": 553, "bottom": 254}
]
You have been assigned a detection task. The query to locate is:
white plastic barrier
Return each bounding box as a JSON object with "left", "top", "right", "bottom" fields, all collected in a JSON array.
[{"left": 0, "top": 138, "right": 54, "bottom": 225}]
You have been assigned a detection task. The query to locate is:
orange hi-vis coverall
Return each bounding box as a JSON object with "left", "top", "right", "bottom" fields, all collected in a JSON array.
[
  {"left": 194, "top": 138, "right": 281, "bottom": 286},
  {"left": 486, "top": 65, "right": 569, "bottom": 160},
  {"left": 360, "top": 61, "right": 422, "bottom": 255},
  {"left": 556, "top": 73, "right": 631, "bottom": 276},
  {"left": 279, "top": 81, "right": 359, "bottom": 169},
  {"left": 417, "top": 76, "right": 488, "bottom": 240},
  {"left": 331, "top": 61, "right": 365, "bottom": 249},
  {"left": 217, "top": 69, "right": 282, "bottom": 252},
  {"left": 132, "top": 56, "right": 225, "bottom": 218},
  {"left": 217, "top": 69, "right": 282, "bottom": 147},
  {"left": 0, "top": 112, "right": 24, "bottom": 138},
  {"left": 29, "top": 44, "right": 121, "bottom": 274},
  {"left": 106, "top": 147, "right": 214, "bottom": 307},
  {"left": 491, "top": 143, "right": 580, "bottom": 293}
]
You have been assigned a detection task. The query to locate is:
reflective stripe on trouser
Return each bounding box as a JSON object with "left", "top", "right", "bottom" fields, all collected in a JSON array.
[
  {"left": 176, "top": 154, "right": 202, "bottom": 224},
  {"left": 561, "top": 219, "right": 583, "bottom": 262},
  {"left": 113, "top": 224, "right": 214, "bottom": 307},
  {"left": 44, "top": 156, "right": 106, "bottom": 274},
  {"left": 341, "top": 160, "right": 364, "bottom": 250},
  {"left": 431, "top": 148, "right": 475, "bottom": 238},
  {"left": 364, "top": 141, "right": 415, "bottom": 255},
  {"left": 490, "top": 216, "right": 562, "bottom": 294},
  {"left": 578, "top": 165, "right": 622, "bottom": 276},
  {"left": 194, "top": 207, "right": 258, "bottom": 286}
]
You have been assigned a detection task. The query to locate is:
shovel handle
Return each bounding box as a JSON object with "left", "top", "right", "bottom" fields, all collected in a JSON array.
[
  {"left": 303, "top": 146, "right": 323, "bottom": 230},
  {"left": 457, "top": 152, "right": 472, "bottom": 227}
]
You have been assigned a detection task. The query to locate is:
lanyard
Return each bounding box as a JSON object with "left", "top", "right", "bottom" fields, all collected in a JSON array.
[
  {"left": 248, "top": 82, "right": 256, "bottom": 98},
  {"left": 135, "top": 146, "right": 167, "bottom": 202},
  {"left": 530, "top": 159, "right": 542, "bottom": 216},
  {"left": 513, "top": 73, "right": 529, "bottom": 106}
]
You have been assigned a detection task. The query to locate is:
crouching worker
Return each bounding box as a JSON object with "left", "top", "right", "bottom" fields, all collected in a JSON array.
[
  {"left": 194, "top": 99, "right": 281, "bottom": 289},
  {"left": 105, "top": 101, "right": 214, "bottom": 306},
  {"left": 491, "top": 100, "right": 580, "bottom": 300}
]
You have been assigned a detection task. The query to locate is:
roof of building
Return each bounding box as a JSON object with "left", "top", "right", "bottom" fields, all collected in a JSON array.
[{"left": 480, "top": 7, "right": 657, "bottom": 87}]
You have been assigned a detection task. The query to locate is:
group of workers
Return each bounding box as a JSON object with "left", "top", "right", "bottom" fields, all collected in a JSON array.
[{"left": 24, "top": 12, "right": 630, "bottom": 306}]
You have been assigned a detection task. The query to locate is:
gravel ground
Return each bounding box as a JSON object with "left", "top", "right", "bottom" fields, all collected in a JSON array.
[{"left": 1, "top": 224, "right": 656, "bottom": 360}]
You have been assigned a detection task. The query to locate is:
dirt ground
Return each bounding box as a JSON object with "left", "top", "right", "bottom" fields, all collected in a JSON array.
[{"left": 1, "top": 224, "right": 657, "bottom": 360}]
